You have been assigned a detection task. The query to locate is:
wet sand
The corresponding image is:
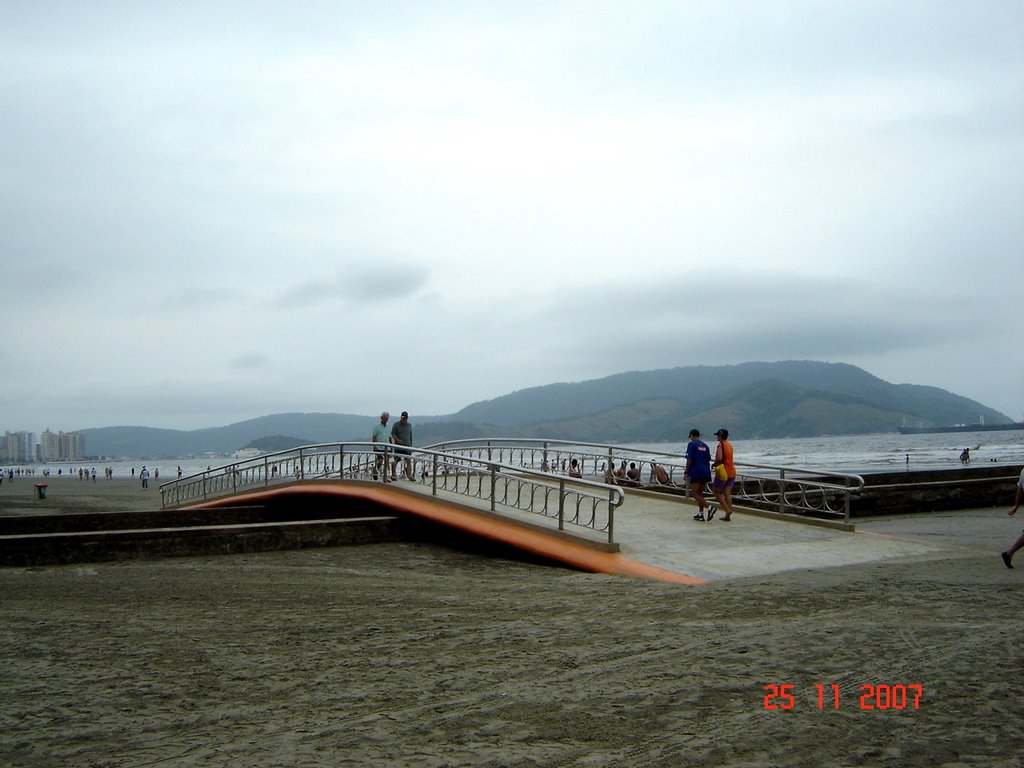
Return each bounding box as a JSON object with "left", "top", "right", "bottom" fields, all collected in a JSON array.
[
  {"left": 2, "top": 479, "right": 1023, "bottom": 766},
  {"left": 0, "top": 475, "right": 165, "bottom": 516}
]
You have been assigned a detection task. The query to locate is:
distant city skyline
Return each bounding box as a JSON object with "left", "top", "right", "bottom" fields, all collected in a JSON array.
[{"left": 2, "top": 429, "right": 85, "bottom": 463}]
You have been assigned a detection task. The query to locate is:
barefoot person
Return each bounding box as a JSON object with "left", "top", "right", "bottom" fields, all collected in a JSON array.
[
  {"left": 1000, "top": 467, "right": 1024, "bottom": 568},
  {"left": 684, "top": 429, "right": 714, "bottom": 521},
  {"left": 712, "top": 428, "right": 736, "bottom": 521}
]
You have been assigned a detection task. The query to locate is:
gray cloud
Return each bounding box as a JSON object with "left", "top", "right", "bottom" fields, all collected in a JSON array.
[
  {"left": 1, "top": 1, "right": 1021, "bottom": 431},
  {"left": 275, "top": 265, "right": 430, "bottom": 310}
]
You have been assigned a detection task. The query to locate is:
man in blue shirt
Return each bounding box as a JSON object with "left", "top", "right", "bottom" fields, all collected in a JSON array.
[{"left": 684, "top": 429, "right": 715, "bottom": 521}]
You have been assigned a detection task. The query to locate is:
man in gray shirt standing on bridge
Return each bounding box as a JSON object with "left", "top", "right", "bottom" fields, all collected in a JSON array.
[{"left": 371, "top": 411, "right": 390, "bottom": 480}]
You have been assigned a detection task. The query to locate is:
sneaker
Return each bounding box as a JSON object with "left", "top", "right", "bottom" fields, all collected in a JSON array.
[
  {"left": 707, "top": 505, "right": 717, "bottom": 521},
  {"left": 693, "top": 512, "right": 705, "bottom": 521},
  {"left": 1002, "top": 552, "right": 1014, "bottom": 569}
]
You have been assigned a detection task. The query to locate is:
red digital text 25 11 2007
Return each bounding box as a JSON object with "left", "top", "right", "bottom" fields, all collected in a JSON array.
[{"left": 763, "top": 683, "right": 924, "bottom": 711}]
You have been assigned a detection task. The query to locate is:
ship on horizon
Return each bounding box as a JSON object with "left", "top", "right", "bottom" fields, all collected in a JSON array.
[{"left": 897, "top": 421, "right": 1024, "bottom": 435}]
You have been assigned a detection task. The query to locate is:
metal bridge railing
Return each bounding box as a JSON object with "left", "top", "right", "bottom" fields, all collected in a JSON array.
[
  {"left": 159, "top": 442, "right": 624, "bottom": 543},
  {"left": 425, "top": 438, "right": 864, "bottom": 524}
]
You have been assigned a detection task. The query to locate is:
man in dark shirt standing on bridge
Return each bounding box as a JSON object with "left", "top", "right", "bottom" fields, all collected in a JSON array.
[{"left": 391, "top": 411, "right": 414, "bottom": 480}]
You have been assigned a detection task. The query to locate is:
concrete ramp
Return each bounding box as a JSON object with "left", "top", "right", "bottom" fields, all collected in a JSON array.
[{"left": 183, "top": 482, "right": 708, "bottom": 585}]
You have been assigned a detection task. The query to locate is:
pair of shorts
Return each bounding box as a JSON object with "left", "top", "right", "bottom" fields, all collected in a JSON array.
[{"left": 713, "top": 477, "right": 736, "bottom": 490}]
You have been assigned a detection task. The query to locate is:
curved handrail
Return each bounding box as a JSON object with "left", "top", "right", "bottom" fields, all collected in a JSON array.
[
  {"left": 159, "top": 437, "right": 865, "bottom": 538},
  {"left": 425, "top": 437, "right": 865, "bottom": 523},
  {"left": 159, "top": 442, "right": 624, "bottom": 543}
]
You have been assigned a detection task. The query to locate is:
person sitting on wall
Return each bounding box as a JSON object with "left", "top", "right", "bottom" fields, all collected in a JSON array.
[
  {"left": 625, "top": 462, "right": 641, "bottom": 486},
  {"left": 649, "top": 461, "right": 670, "bottom": 485}
]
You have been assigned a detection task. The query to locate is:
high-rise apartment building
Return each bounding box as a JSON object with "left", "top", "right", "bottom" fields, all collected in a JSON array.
[
  {"left": 2, "top": 430, "right": 84, "bottom": 463},
  {"left": 38, "top": 430, "right": 85, "bottom": 462},
  {"left": 2, "top": 431, "right": 36, "bottom": 462}
]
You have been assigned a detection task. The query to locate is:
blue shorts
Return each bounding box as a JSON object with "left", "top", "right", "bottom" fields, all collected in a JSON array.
[{"left": 714, "top": 477, "right": 736, "bottom": 490}]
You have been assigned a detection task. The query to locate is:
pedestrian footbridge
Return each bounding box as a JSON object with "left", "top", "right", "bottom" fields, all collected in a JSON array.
[{"left": 150, "top": 439, "right": 934, "bottom": 584}]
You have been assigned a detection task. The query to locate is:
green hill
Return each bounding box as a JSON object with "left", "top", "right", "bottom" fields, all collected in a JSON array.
[{"left": 78, "top": 361, "right": 1011, "bottom": 457}]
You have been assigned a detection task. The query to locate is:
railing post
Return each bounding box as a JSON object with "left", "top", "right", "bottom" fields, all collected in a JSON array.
[
  {"left": 490, "top": 463, "right": 496, "bottom": 511},
  {"left": 339, "top": 445, "right": 345, "bottom": 479},
  {"left": 778, "top": 468, "right": 786, "bottom": 515},
  {"left": 299, "top": 448, "right": 306, "bottom": 480},
  {"left": 558, "top": 479, "right": 566, "bottom": 531},
  {"left": 607, "top": 492, "right": 615, "bottom": 543},
  {"left": 432, "top": 453, "right": 438, "bottom": 496},
  {"left": 844, "top": 479, "right": 852, "bottom": 525}
]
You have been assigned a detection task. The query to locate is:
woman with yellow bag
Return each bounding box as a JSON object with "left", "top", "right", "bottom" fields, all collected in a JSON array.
[{"left": 712, "top": 428, "right": 736, "bottom": 521}]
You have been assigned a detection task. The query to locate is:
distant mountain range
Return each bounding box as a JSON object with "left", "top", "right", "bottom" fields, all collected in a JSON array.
[{"left": 80, "top": 361, "right": 1012, "bottom": 459}]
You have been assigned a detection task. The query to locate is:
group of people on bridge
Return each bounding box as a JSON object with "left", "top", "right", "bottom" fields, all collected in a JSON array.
[{"left": 371, "top": 411, "right": 414, "bottom": 481}]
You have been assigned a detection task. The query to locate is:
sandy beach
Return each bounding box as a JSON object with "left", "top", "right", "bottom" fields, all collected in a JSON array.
[
  {"left": 2, "top": 478, "right": 1023, "bottom": 767},
  {"left": 0, "top": 474, "right": 166, "bottom": 516}
]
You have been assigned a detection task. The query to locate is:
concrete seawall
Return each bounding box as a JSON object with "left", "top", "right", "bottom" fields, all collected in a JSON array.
[
  {"left": 850, "top": 465, "right": 1021, "bottom": 516},
  {"left": 0, "top": 502, "right": 410, "bottom": 567}
]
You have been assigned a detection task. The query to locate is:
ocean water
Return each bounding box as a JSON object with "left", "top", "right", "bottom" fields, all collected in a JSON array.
[
  {"left": 631, "top": 429, "right": 1024, "bottom": 472},
  {"left": 12, "top": 429, "right": 1024, "bottom": 482}
]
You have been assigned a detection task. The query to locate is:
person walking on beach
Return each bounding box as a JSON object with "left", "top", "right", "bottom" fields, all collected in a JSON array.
[
  {"left": 140, "top": 466, "right": 150, "bottom": 489},
  {"left": 1000, "top": 467, "right": 1024, "bottom": 568},
  {"left": 371, "top": 412, "right": 391, "bottom": 480},
  {"left": 684, "top": 429, "right": 714, "bottom": 521},
  {"left": 390, "top": 411, "right": 414, "bottom": 480},
  {"left": 712, "top": 428, "right": 737, "bottom": 521}
]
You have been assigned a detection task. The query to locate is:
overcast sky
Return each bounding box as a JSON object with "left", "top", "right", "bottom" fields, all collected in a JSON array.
[{"left": 2, "top": 0, "right": 1022, "bottom": 435}]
